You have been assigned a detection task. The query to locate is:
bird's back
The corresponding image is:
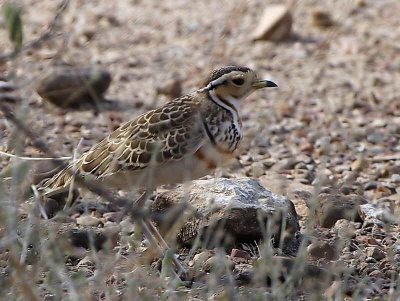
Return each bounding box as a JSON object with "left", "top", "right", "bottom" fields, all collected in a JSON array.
[{"left": 38, "top": 93, "right": 208, "bottom": 196}]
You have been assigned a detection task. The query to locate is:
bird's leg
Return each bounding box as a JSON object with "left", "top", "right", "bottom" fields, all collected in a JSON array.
[
  {"left": 144, "top": 218, "right": 186, "bottom": 277},
  {"left": 137, "top": 218, "right": 181, "bottom": 280},
  {"left": 132, "top": 191, "right": 186, "bottom": 277}
]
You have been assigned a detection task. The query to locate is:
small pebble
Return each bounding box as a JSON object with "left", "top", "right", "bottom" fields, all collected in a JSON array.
[{"left": 76, "top": 215, "right": 102, "bottom": 227}]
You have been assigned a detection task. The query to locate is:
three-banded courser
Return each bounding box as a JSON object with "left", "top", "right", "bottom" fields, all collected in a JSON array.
[{"left": 38, "top": 66, "right": 277, "bottom": 276}]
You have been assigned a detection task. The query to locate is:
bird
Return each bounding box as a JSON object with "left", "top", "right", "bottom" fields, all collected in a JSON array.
[{"left": 37, "top": 65, "right": 277, "bottom": 276}]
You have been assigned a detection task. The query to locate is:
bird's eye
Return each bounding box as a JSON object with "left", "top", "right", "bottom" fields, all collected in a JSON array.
[{"left": 232, "top": 78, "right": 245, "bottom": 86}]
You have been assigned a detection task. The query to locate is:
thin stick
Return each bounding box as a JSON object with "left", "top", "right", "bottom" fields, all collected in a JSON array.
[
  {"left": 31, "top": 185, "right": 49, "bottom": 220},
  {"left": 64, "top": 138, "right": 83, "bottom": 209},
  {"left": 0, "top": 150, "right": 71, "bottom": 161}
]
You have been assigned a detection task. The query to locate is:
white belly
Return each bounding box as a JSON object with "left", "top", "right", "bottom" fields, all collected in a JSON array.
[{"left": 99, "top": 143, "right": 235, "bottom": 190}]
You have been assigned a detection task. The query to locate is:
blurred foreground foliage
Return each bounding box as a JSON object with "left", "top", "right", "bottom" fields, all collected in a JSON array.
[{"left": 2, "top": 2, "right": 23, "bottom": 50}]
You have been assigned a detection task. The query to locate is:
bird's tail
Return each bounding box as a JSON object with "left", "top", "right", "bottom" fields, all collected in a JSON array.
[{"left": 37, "top": 159, "right": 82, "bottom": 198}]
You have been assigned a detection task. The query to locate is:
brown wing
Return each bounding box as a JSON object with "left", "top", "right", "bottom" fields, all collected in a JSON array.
[{"left": 39, "top": 94, "right": 205, "bottom": 193}]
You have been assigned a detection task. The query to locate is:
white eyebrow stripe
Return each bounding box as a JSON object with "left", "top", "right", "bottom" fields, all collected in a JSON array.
[{"left": 198, "top": 71, "right": 243, "bottom": 92}]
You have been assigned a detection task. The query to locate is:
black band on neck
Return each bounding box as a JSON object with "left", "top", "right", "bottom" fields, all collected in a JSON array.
[{"left": 202, "top": 120, "right": 216, "bottom": 146}]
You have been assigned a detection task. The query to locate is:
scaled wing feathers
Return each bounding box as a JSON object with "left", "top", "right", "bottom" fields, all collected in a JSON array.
[{"left": 39, "top": 95, "right": 205, "bottom": 193}]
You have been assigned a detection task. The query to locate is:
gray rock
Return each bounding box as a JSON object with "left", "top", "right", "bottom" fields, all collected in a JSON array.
[
  {"left": 333, "top": 219, "right": 357, "bottom": 239},
  {"left": 233, "top": 263, "right": 253, "bottom": 285},
  {"left": 190, "top": 250, "right": 214, "bottom": 270},
  {"left": 0, "top": 81, "right": 17, "bottom": 104},
  {"left": 359, "top": 204, "right": 398, "bottom": 226},
  {"left": 391, "top": 174, "right": 400, "bottom": 183},
  {"left": 310, "top": 193, "right": 367, "bottom": 228},
  {"left": 365, "top": 246, "right": 386, "bottom": 261},
  {"left": 256, "top": 256, "right": 331, "bottom": 290},
  {"left": 16, "top": 219, "right": 119, "bottom": 258},
  {"left": 152, "top": 178, "right": 299, "bottom": 249},
  {"left": 310, "top": 10, "right": 335, "bottom": 28},
  {"left": 187, "top": 250, "right": 215, "bottom": 279},
  {"left": 42, "top": 189, "right": 80, "bottom": 219},
  {"left": 156, "top": 77, "right": 182, "bottom": 99},
  {"left": 37, "top": 66, "right": 111, "bottom": 108},
  {"left": 230, "top": 248, "right": 251, "bottom": 263},
  {"left": 364, "top": 181, "right": 378, "bottom": 190},
  {"left": 249, "top": 161, "right": 265, "bottom": 177},
  {"left": 120, "top": 218, "right": 136, "bottom": 234},
  {"left": 203, "top": 254, "right": 234, "bottom": 272},
  {"left": 76, "top": 215, "right": 102, "bottom": 227},
  {"left": 0, "top": 81, "right": 14, "bottom": 92},
  {"left": 307, "top": 240, "right": 338, "bottom": 261},
  {"left": 0, "top": 267, "right": 10, "bottom": 289}
]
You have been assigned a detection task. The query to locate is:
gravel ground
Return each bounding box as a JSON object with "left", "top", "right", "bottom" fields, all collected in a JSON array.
[{"left": 0, "top": 0, "right": 399, "bottom": 300}]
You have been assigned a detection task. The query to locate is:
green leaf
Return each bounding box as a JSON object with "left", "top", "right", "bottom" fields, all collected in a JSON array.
[{"left": 2, "top": 2, "right": 23, "bottom": 49}]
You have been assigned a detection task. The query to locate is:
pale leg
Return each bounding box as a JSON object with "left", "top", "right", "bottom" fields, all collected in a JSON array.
[{"left": 132, "top": 191, "right": 186, "bottom": 277}]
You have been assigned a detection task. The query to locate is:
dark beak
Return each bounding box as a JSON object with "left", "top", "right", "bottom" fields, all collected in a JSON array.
[{"left": 252, "top": 80, "right": 278, "bottom": 89}]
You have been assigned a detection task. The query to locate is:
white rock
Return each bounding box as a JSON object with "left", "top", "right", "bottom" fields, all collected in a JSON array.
[
  {"left": 359, "top": 204, "right": 399, "bottom": 226},
  {"left": 189, "top": 250, "right": 214, "bottom": 270},
  {"left": 391, "top": 174, "right": 400, "bottom": 183},
  {"left": 76, "top": 215, "right": 102, "bottom": 227},
  {"left": 153, "top": 178, "right": 299, "bottom": 248},
  {"left": 252, "top": 5, "right": 292, "bottom": 41},
  {"left": 120, "top": 218, "right": 136, "bottom": 234}
]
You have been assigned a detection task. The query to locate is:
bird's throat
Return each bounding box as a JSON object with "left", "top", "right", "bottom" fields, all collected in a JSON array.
[{"left": 208, "top": 89, "right": 239, "bottom": 113}]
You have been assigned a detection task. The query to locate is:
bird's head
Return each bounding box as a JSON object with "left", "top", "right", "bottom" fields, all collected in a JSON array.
[{"left": 201, "top": 66, "right": 277, "bottom": 104}]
